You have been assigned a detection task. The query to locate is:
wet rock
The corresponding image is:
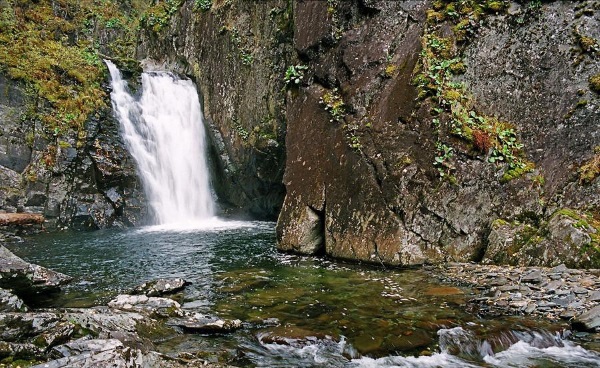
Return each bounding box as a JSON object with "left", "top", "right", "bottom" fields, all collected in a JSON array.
[
  {"left": 0, "top": 341, "right": 43, "bottom": 360},
  {"left": 572, "top": 305, "right": 600, "bottom": 332},
  {"left": 130, "top": 278, "right": 190, "bottom": 297},
  {"left": 0, "top": 288, "right": 28, "bottom": 312},
  {"left": 0, "top": 312, "right": 62, "bottom": 342},
  {"left": 107, "top": 295, "right": 183, "bottom": 318},
  {"left": 169, "top": 314, "right": 242, "bottom": 334},
  {"left": 428, "top": 263, "right": 600, "bottom": 324},
  {"left": 64, "top": 307, "right": 145, "bottom": 335},
  {"left": 0, "top": 246, "right": 72, "bottom": 299},
  {"left": 43, "top": 338, "right": 136, "bottom": 368}
]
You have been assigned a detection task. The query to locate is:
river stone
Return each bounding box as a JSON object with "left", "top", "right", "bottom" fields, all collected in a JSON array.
[
  {"left": 107, "top": 295, "right": 183, "bottom": 318},
  {"left": 0, "top": 245, "right": 72, "bottom": 298},
  {"left": 168, "top": 314, "right": 242, "bottom": 334},
  {"left": 551, "top": 264, "right": 569, "bottom": 273},
  {"left": 521, "top": 270, "right": 543, "bottom": 284},
  {"left": 0, "top": 312, "right": 62, "bottom": 342},
  {"left": 588, "top": 291, "right": 600, "bottom": 302},
  {"left": 0, "top": 288, "right": 27, "bottom": 312},
  {"left": 64, "top": 307, "right": 145, "bottom": 335},
  {"left": 33, "top": 321, "right": 76, "bottom": 350},
  {"left": 0, "top": 341, "right": 43, "bottom": 360},
  {"left": 572, "top": 305, "right": 600, "bottom": 332},
  {"left": 130, "top": 278, "right": 189, "bottom": 297}
]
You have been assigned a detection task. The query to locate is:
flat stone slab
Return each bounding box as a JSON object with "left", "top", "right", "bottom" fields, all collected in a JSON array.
[
  {"left": 0, "top": 246, "right": 71, "bottom": 298},
  {"left": 168, "top": 314, "right": 242, "bottom": 334},
  {"left": 572, "top": 305, "right": 600, "bottom": 332},
  {"left": 130, "top": 278, "right": 189, "bottom": 297}
]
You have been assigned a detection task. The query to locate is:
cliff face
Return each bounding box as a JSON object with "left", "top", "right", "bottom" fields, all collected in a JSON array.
[
  {"left": 137, "top": 0, "right": 291, "bottom": 219},
  {"left": 276, "top": 0, "right": 600, "bottom": 267},
  {"left": 0, "top": 75, "right": 146, "bottom": 230},
  {"left": 132, "top": 0, "right": 599, "bottom": 267}
]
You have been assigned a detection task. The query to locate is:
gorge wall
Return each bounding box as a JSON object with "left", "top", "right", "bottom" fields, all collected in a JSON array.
[
  {"left": 276, "top": 0, "right": 600, "bottom": 268},
  {"left": 0, "top": 0, "right": 598, "bottom": 268},
  {"left": 137, "top": 0, "right": 291, "bottom": 219}
]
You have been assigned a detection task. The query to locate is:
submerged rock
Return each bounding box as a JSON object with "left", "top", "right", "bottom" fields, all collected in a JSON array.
[{"left": 130, "top": 278, "right": 190, "bottom": 297}]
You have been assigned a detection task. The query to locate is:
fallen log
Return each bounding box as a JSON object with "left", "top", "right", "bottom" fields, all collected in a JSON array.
[{"left": 0, "top": 213, "right": 45, "bottom": 226}]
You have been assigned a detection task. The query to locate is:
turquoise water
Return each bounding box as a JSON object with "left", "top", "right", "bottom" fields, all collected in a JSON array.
[{"left": 7, "top": 222, "right": 600, "bottom": 367}]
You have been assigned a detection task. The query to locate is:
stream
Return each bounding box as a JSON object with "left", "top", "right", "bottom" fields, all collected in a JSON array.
[{"left": 7, "top": 221, "right": 600, "bottom": 367}]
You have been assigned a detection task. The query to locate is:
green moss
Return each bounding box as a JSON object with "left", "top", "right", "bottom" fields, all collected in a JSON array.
[
  {"left": 589, "top": 73, "right": 600, "bottom": 93},
  {"left": 491, "top": 218, "right": 509, "bottom": 228},
  {"left": 501, "top": 161, "right": 535, "bottom": 183},
  {"left": 485, "top": 1, "right": 505, "bottom": 13},
  {"left": 0, "top": 0, "right": 146, "bottom": 147},
  {"left": 135, "top": 320, "right": 176, "bottom": 343},
  {"left": 426, "top": 9, "right": 445, "bottom": 24},
  {"left": 578, "top": 35, "right": 598, "bottom": 53},
  {"left": 384, "top": 64, "right": 397, "bottom": 78},
  {"left": 578, "top": 146, "right": 600, "bottom": 184}
]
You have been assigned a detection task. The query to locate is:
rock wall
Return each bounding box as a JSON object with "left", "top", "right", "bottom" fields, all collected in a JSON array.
[
  {"left": 137, "top": 0, "right": 292, "bottom": 219},
  {"left": 276, "top": 0, "right": 600, "bottom": 267},
  {"left": 0, "top": 73, "right": 146, "bottom": 230}
]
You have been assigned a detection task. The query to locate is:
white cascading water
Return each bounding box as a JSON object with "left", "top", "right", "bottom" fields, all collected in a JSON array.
[{"left": 105, "top": 60, "right": 214, "bottom": 226}]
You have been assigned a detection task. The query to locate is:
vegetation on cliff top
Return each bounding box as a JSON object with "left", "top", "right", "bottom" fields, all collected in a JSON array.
[{"left": 0, "top": 0, "right": 150, "bottom": 144}]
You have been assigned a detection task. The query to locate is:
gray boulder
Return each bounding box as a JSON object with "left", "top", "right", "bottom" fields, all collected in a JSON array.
[
  {"left": 0, "top": 245, "right": 71, "bottom": 298},
  {"left": 130, "top": 278, "right": 189, "bottom": 297}
]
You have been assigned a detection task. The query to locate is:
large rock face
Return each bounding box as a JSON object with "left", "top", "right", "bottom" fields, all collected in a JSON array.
[
  {"left": 137, "top": 1, "right": 291, "bottom": 219},
  {"left": 0, "top": 74, "right": 146, "bottom": 230},
  {"left": 276, "top": 0, "right": 600, "bottom": 267}
]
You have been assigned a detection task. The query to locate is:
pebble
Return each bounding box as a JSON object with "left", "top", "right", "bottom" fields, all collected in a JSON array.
[{"left": 427, "top": 263, "right": 600, "bottom": 326}]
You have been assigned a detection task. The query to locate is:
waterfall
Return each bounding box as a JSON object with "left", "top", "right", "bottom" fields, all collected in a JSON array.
[{"left": 105, "top": 61, "right": 215, "bottom": 225}]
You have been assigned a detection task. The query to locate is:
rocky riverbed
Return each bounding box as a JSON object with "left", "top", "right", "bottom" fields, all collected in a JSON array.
[
  {"left": 426, "top": 263, "right": 600, "bottom": 334},
  {"left": 0, "top": 245, "right": 239, "bottom": 368}
]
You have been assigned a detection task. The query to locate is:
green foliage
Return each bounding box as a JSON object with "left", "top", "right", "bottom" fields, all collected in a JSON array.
[
  {"left": 194, "top": 0, "right": 212, "bottom": 12},
  {"left": 139, "top": 0, "right": 183, "bottom": 32},
  {"left": 284, "top": 65, "right": 308, "bottom": 86},
  {"left": 240, "top": 51, "right": 254, "bottom": 65},
  {"left": 320, "top": 88, "right": 345, "bottom": 123},
  {"left": 232, "top": 118, "right": 249, "bottom": 141},
  {"left": 105, "top": 17, "right": 122, "bottom": 29},
  {"left": 415, "top": 0, "right": 530, "bottom": 180},
  {"left": 434, "top": 142, "right": 455, "bottom": 179}
]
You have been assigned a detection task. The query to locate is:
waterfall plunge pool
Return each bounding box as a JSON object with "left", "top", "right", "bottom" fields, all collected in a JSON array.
[{"left": 7, "top": 222, "right": 600, "bottom": 367}]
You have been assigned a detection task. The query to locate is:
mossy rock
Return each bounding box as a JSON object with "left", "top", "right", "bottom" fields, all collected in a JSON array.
[{"left": 590, "top": 73, "right": 600, "bottom": 93}]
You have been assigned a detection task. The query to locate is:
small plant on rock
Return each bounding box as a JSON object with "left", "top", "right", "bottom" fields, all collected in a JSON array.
[
  {"left": 194, "top": 0, "right": 212, "bottom": 11},
  {"left": 579, "top": 146, "right": 600, "bottom": 184},
  {"left": 320, "top": 88, "right": 345, "bottom": 123},
  {"left": 284, "top": 65, "right": 308, "bottom": 86}
]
